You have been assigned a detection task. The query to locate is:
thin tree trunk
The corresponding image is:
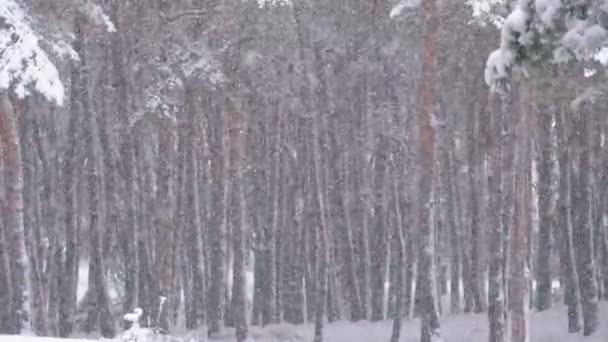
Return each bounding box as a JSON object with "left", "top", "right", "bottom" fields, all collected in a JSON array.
[
  {"left": 570, "top": 104, "right": 599, "bottom": 336},
  {"left": 555, "top": 104, "right": 581, "bottom": 333},
  {"left": 466, "top": 85, "right": 485, "bottom": 314},
  {"left": 535, "top": 101, "right": 554, "bottom": 311},
  {"left": 510, "top": 76, "right": 530, "bottom": 342},
  {"left": 59, "top": 16, "right": 87, "bottom": 335},
  {"left": 389, "top": 166, "right": 406, "bottom": 342},
  {"left": 487, "top": 94, "right": 506, "bottom": 342}
]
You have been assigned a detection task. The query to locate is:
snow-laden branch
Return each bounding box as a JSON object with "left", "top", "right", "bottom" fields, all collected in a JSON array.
[
  {"left": 483, "top": 0, "right": 608, "bottom": 91},
  {"left": 467, "top": 0, "right": 505, "bottom": 27},
  {"left": 81, "top": 1, "right": 116, "bottom": 33},
  {"left": 0, "top": 0, "right": 64, "bottom": 105},
  {"left": 389, "top": 0, "right": 422, "bottom": 18}
]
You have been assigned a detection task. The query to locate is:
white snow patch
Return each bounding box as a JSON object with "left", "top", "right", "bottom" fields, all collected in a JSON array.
[
  {"left": 485, "top": 48, "right": 514, "bottom": 91},
  {"left": 254, "top": 0, "right": 290, "bottom": 8},
  {"left": 594, "top": 46, "right": 608, "bottom": 65},
  {"left": 76, "top": 260, "right": 89, "bottom": 303},
  {"left": 584, "top": 68, "right": 597, "bottom": 78}
]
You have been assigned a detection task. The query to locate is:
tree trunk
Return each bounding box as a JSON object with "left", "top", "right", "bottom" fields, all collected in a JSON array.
[
  {"left": 59, "top": 16, "right": 87, "bottom": 335},
  {"left": 535, "top": 101, "right": 554, "bottom": 311},
  {"left": 417, "top": 0, "right": 440, "bottom": 340},
  {"left": 389, "top": 168, "right": 406, "bottom": 342},
  {"left": 225, "top": 96, "right": 248, "bottom": 341},
  {"left": 555, "top": 105, "right": 581, "bottom": 333},
  {"left": 487, "top": 94, "right": 506, "bottom": 342},
  {"left": 466, "top": 84, "right": 485, "bottom": 314},
  {"left": 0, "top": 91, "right": 29, "bottom": 334},
  {"left": 110, "top": 2, "right": 137, "bottom": 323},
  {"left": 570, "top": 104, "right": 599, "bottom": 336},
  {"left": 510, "top": 77, "right": 530, "bottom": 342},
  {"left": 20, "top": 101, "right": 47, "bottom": 336},
  {"left": 78, "top": 15, "right": 115, "bottom": 336},
  {"left": 370, "top": 136, "right": 389, "bottom": 321},
  {"left": 182, "top": 82, "right": 205, "bottom": 330},
  {"left": 206, "top": 102, "right": 227, "bottom": 336}
]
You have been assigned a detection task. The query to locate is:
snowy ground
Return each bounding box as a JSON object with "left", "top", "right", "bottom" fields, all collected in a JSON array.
[
  {"left": 217, "top": 303, "right": 608, "bottom": 342},
  {"left": 3, "top": 303, "right": 606, "bottom": 342}
]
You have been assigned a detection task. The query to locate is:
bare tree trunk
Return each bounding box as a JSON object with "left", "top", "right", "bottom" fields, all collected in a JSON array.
[
  {"left": 445, "top": 149, "right": 461, "bottom": 315},
  {"left": 260, "top": 104, "right": 281, "bottom": 326},
  {"left": 206, "top": 102, "right": 226, "bottom": 336},
  {"left": 153, "top": 118, "right": 177, "bottom": 331},
  {"left": 85, "top": 87, "right": 115, "bottom": 339},
  {"left": 570, "top": 104, "right": 599, "bottom": 336},
  {"left": 417, "top": 0, "right": 440, "bottom": 340},
  {"left": 76, "top": 15, "right": 115, "bottom": 336},
  {"left": 370, "top": 136, "right": 389, "bottom": 321},
  {"left": 182, "top": 81, "right": 205, "bottom": 330},
  {"left": 341, "top": 150, "right": 364, "bottom": 321},
  {"left": 466, "top": 83, "right": 485, "bottom": 314},
  {"left": 312, "top": 114, "right": 329, "bottom": 342},
  {"left": 20, "top": 101, "right": 47, "bottom": 336},
  {"left": 555, "top": 104, "right": 581, "bottom": 333},
  {"left": 110, "top": 2, "right": 138, "bottom": 323},
  {"left": 487, "top": 94, "right": 506, "bottom": 342},
  {"left": 535, "top": 100, "right": 554, "bottom": 311},
  {"left": 0, "top": 186, "right": 13, "bottom": 333},
  {"left": 389, "top": 167, "right": 406, "bottom": 342},
  {"left": 59, "top": 15, "right": 87, "bottom": 335},
  {"left": 510, "top": 76, "right": 530, "bottom": 342},
  {"left": 0, "top": 91, "right": 29, "bottom": 334},
  {"left": 225, "top": 96, "right": 248, "bottom": 342}
]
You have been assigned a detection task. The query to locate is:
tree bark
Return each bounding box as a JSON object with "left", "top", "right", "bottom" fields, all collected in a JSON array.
[
  {"left": 555, "top": 104, "right": 581, "bottom": 333},
  {"left": 225, "top": 96, "right": 248, "bottom": 342},
  {"left": 535, "top": 101, "right": 554, "bottom": 311},
  {"left": 510, "top": 77, "right": 530, "bottom": 342},
  {"left": 417, "top": 0, "right": 440, "bottom": 340},
  {"left": 0, "top": 91, "right": 29, "bottom": 334},
  {"left": 570, "top": 104, "right": 599, "bottom": 336},
  {"left": 487, "top": 94, "right": 506, "bottom": 342},
  {"left": 389, "top": 166, "right": 406, "bottom": 342},
  {"left": 466, "top": 98, "right": 485, "bottom": 314},
  {"left": 59, "top": 15, "right": 87, "bottom": 335},
  {"left": 206, "top": 101, "right": 227, "bottom": 336},
  {"left": 78, "top": 14, "right": 115, "bottom": 336}
]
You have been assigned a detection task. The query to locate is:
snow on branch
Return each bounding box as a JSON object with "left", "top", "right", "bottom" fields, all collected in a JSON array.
[
  {"left": 80, "top": 1, "right": 116, "bottom": 33},
  {"left": 389, "top": 0, "right": 422, "bottom": 18},
  {"left": 484, "top": 0, "right": 608, "bottom": 91},
  {"left": 0, "top": 0, "right": 64, "bottom": 105},
  {"left": 485, "top": 2, "right": 531, "bottom": 92},
  {"left": 467, "top": 0, "right": 505, "bottom": 27}
]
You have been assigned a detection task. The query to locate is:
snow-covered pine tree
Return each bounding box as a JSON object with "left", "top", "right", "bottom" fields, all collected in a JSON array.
[{"left": 0, "top": 0, "right": 66, "bottom": 334}]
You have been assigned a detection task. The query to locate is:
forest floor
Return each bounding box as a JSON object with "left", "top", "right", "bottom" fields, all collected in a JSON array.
[{"left": 2, "top": 302, "right": 607, "bottom": 342}]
